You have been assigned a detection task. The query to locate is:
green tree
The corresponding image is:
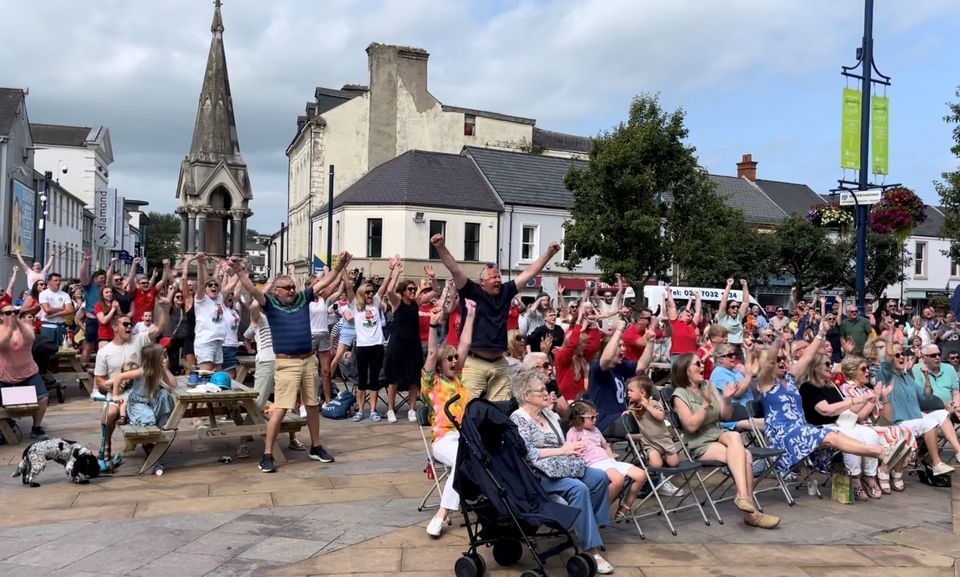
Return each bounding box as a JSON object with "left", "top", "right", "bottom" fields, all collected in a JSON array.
[
  {"left": 144, "top": 211, "right": 181, "bottom": 268},
  {"left": 562, "top": 94, "right": 748, "bottom": 287},
  {"left": 839, "top": 233, "right": 912, "bottom": 302},
  {"left": 937, "top": 87, "right": 960, "bottom": 259},
  {"left": 768, "top": 215, "right": 850, "bottom": 299}
]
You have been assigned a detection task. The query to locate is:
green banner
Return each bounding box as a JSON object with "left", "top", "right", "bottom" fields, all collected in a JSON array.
[
  {"left": 841, "top": 88, "right": 862, "bottom": 170},
  {"left": 871, "top": 95, "right": 889, "bottom": 175}
]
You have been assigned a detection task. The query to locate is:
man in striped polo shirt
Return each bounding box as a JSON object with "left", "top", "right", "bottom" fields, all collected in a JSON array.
[{"left": 234, "top": 253, "right": 352, "bottom": 473}]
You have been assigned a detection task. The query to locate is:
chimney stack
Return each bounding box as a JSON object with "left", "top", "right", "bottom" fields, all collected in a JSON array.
[{"left": 736, "top": 154, "right": 757, "bottom": 182}]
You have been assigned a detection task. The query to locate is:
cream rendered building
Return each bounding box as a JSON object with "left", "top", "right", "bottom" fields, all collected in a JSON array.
[{"left": 285, "top": 43, "right": 587, "bottom": 274}]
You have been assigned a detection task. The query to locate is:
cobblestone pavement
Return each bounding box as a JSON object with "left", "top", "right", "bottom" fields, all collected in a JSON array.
[{"left": 0, "top": 375, "right": 958, "bottom": 576}]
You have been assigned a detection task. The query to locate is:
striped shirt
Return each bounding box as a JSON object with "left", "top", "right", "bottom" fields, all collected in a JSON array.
[{"left": 263, "top": 287, "right": 313, "bottom": 356}]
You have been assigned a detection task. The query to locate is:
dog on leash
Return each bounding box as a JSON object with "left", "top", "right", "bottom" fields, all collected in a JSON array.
[{"left": 11, "top": 439, "right": 101, "bottom": 487}]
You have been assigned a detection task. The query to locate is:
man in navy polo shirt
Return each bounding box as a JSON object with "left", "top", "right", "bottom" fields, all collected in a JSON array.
[
  {"left": 431, "top": 234, "right": 559, "bottom": 401},
  {"left": 235, "top": 252, "right": 351, "bottom": 473},
  {"left": 590, "top": 318, "right": 655, "bottom": 435}
]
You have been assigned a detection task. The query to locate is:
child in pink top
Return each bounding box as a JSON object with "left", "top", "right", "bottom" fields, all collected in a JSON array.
[{"left": 565, "top": 400, "right": 647, "bottom": 519}]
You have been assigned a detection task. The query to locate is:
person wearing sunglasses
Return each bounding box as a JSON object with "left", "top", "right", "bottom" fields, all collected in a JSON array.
[
  {"left": 878, "top": 323, "right": 960, "bottom": 476},
  {"left": 79, "top": 252, "right": 113, "bottom": 367},
  {"left": 187, "top": 253, "right": 230, "bottom": 372},
  {"left": 840, "top": 304, "right": 872, "bottom": 355},
  {"left": 429, "top": 233, "right": 560, "bottom": 401},
  {"left": 234, "top": 252, "right": 351, "bottom": 472},
  {"left": 0, "top": 303, "right": 50, "bottom": 440},
  {"left": 131, "top": 258, "right": 173, "bottom": 324},
  {"left": 936, "top": 312, "right": 960, "bottom": 363},
  {"left": 716, "top": 278, "right": 750, "bottom": 359},
  {"left": 423, "top": 300, "right": 476, "bottom": 538},
  {"left": 589, "top": 318, "right": 656, "bottom": 438},
  {"left": 913, "top": 344, "right": 960, "bottom": 417}
]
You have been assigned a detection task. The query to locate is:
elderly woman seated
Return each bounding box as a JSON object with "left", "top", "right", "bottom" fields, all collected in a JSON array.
[{"left": 510, "top": 369, "right": 613, "bottom": 575}]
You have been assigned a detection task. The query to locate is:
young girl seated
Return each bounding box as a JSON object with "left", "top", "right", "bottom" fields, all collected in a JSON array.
[
  {"left": 105, "top": 344, "right": 176, "bottom": 428},
  {"left": 565, "top": 400, "right": 647, "bottom": 519},
  {"left": 626, "top": 376, "right": 684, "bottom": 496}
]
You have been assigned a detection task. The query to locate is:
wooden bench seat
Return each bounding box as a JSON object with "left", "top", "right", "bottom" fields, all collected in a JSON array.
[
  {"left": 119, "top": 424, "right": 175, "bottom": 454},
  {"left": 0, "top": 403, "right": 40, "bottom": 445},
  {"left": 280, "top": 413, "right": 306, "bottom": 434}
]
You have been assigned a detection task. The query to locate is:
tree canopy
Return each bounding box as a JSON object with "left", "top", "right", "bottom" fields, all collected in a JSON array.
[
  {"left": 144, "top": 211, "right": 181, "bottom": 268},
  {"left": 562, "top": 94, "right": 756, "bottom": 287},
  {"left": 937, "top": 86, "right": 960, "bottom": 260}
]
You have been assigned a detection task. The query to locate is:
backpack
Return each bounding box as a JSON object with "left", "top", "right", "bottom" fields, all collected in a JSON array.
[{"left": 321, "top": 388, "right": 356, "bottom": 420}]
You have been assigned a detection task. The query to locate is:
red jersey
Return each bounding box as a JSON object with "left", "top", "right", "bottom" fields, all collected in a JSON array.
[
  {"left": 670, "top": 320, "right": 697, "bottom": 355},
  {"left": 446, "top": 306, "right": 461, "bottom": 347},
  {"left": 555, "top": 325, "right": 587, "bottom": 400},
  {"left": 696, "top": 345, "right": 715, "bottom": 380},
  {"left": 622, "top": 324, "right": 646, "bottom": 362},
  {"left": 0, "top": 293, "right": 10, "bottom": 308},
  {"left": 507, "top": 306, "right": 520, "bottom": 331},
  {"left": 418, "top": 303, "right": 433, "bottom": 343},
  {"left": 132, "top": 286, "right": 158, "bottom": 322},
  {"left": 95, "top": 303, "right": 115, "bottom": 341}
]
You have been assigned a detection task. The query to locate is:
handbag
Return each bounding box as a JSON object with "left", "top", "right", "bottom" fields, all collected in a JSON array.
[
  {"left": 833, "top": 384, "right": 859, "bottom": 431},
  {"left": 532, "top": 414, "right": 585, "bottom": 479}
]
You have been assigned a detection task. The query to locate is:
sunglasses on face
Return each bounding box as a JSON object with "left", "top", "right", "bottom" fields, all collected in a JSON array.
[
  {"left": 405, "top": 286, "right": 416, "bottom": 292},
  {"left": 894, "top": 353, "right": 903, "bottom": 359},
  {"left": 692, "top": 360, "right": 703, "bottom": 367},
  {"left": 364, "top": 290, "right": 374, "bottom": 295},
  {"left": 858, "top": 366, "right": 869, "bottom": 373},
  {"left": 540, "top": 362, "right": 552, "bottom": 370},
  {"left": 721, "top": 353, "right": 738, "bottom": 359},
  {"left": 0, "top": 310, "right": 16, "bottom": 317},
  {"left": 515, "top": 335, "right": 525, "bottom": 342},
  {"left": 583, "top": 414, "right": 598, "bottom": 421},
  {"left": 445, "top": 355, "right": 458, "bottom": 362},
  {"left": 925, "top": 353, "right": 941, "bottom": 359},
  {"left": 113, "top": 278, "right": 123, "bottom": 283},
  {"left": 120, "top": 322, "right": 133, "bottom": 328},
  {"left": 206, "top": 283, "right": 219, "bottom": 289},
  {"left": 950, "top": 356, "right": 959, "bottom": 361},
  {"left": 275, "top": 285, "right": 295, "bottom": 291}
]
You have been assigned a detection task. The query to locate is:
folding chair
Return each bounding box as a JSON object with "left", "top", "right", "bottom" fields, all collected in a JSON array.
[
  {"left": 415, "top": 405, "right": 449, "bottom": 513},
  {"left": 746, "top": 400, "right": 821, "bottom": 503},
  {"left": 728, "top": 403, "right": 793, "bottom": 510},
  {"left": 618, "top": 412, "right": 712, "bottom": 537}
]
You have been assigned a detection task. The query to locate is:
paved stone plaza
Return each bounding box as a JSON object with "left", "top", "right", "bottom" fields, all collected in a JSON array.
[{"left": 1, "top": 376, "right": 959, "bottom": 577}]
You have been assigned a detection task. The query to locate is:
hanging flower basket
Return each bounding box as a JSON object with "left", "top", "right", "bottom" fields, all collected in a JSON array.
[
  {"left": 868, "top": 186, "right": 926, "bottom": 245},
  {"left": 806, "top": 203, "right": 854, "bottom": 231}
]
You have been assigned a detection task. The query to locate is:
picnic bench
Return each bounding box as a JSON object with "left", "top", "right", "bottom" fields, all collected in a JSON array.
[
  {"left": 0, "top": 404, "right": 38, "bottom": 445},
  {"left": 53, "top": 347, "right": 85, "bottom": 374},
  {"left": 235, "top": 355, "right": 256, "bottom": 384},
  {"left": 119, "top": 377, "right": 306, "bottom": 474}
]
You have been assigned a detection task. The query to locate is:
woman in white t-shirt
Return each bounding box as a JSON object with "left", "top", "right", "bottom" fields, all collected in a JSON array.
[
  {"left": 348, "top": 282, "right": 386, "bottom": 422},
  {"left": 190, "top": 253, "right": 229, "bottom": 371}
]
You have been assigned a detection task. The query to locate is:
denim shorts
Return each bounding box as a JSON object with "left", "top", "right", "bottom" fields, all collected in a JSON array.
[
  {"left": 194, "top": 339, "right": 224, "bottom": 365},
  {"left": 0, "top": 373, "right": 50, "bottom": 401},
  {"left": 221, "top": 345, "right": 238, "bottom": 370}
]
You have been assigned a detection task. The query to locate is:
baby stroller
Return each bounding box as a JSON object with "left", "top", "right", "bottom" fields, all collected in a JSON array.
[{"left": 447, "top": 395, "right": 599, "bottom": 577}]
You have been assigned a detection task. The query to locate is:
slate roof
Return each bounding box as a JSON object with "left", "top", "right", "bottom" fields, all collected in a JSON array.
[
  {"left": 313, "top": 86, "right": 367, "bottom": 116},
  {"left": 755, "top": 179, "right": 826, "bottom": 218},
  {"left": 532, "top": 128, "right": 592, "bottom": 154},
  {"left": 708, "top": 175, "right": 787, "bottom": 225},
  {"left": 465, "top": 146, "right": 585, "bottom": 209},
  {"left": 913, "top": 206, "right": 946, "bottom": 238},
  {"left": 0, "top": 88, "right": 25, "bottom": 137},
  {"left": 441, "top": 105, "right": 535, "bottom": 125},
  {"left": 30, "top": 123, "right": 92, "bottom": 147},
  {"left": 314, "top": 150, "right": 502, "bottom": 214}
]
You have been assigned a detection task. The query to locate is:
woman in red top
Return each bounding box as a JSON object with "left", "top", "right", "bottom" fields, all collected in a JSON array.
[
  {"left": 555, "top": 318, "right": 591, "bottom": 401},
  {"left": 95, "top": 286, "right": 120, "bottom": 347},
  {"left": 666, "top": 287, "right": 701, "bottom": 359}
]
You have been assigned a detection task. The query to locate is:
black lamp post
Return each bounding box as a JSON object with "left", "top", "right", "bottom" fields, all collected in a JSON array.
[{"left": 38, "top": 171, "right": 51, "bottom": 264}]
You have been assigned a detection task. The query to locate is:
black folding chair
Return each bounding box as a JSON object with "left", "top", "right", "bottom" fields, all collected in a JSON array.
[
  {"left": 415, "top": 405, "right": 449, "bottom": 513},
  {"left": 747, "top": 399, "right": 820, "bottom": 503},
  {"left": 618, "top": 412, "right": 712, "bottom": 537}
]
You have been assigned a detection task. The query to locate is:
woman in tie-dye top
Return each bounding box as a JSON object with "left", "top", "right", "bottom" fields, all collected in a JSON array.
[{"left": 421, "top": 293, "right": 476, "bottom": 539}]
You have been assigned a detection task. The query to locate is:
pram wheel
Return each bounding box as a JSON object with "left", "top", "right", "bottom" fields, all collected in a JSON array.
[
  {"left": 492, "top": 540, "right": 523, "bottom": 566},
  {"left": 567, "top": 553, "right": 596, "bottom": 577},
  {"left": 455, "top": 553, "right": 486, "bottom": 577}
]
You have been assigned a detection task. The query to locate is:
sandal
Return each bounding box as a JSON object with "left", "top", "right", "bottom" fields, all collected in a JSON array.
[
  {"left": 891, "top": 472, "right": 905, "bottom": 492},
  {"left": 615, "top": 504, "right": 632, "bottom": 520},
  {"left": 863, "top": 476, "right": 882, "bottom": 499},
  {"left": 851, "top": 476, "right": 869, "bottom": 502},
  {"left": 877, "top": 472, "right": 892, "bottom": 495},
  {"left": 236, "top": 445, "right": 251, "bottom": 459}
]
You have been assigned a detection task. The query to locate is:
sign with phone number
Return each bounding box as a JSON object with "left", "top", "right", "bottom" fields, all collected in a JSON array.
[{"left": 662, "top": 287, "right": 744, "bottom": 301}]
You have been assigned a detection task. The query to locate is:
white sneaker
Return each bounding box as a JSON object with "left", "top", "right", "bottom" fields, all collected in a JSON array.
[
  {"left": 593, "top": 554, "right": 614, "bottom": 575},
  {"left": 321, "top": 402, "right": 330, "bottom": 410},
  {"left": 386, "top": 410, "right": 397, "bottom": 423},
  {"left": 426, "top": 515, "right": 444, "bottom": 537},
  {"left": 299, "top": 405, "right": 307, "bottom": 418},
  {"left": 658, "top": 480, "right": 684, "bottom": 497},
  {"left": 932, "top": 461, "right": 955, "bottom": 476},
  {"left": 408, "top": 409, "right": 417, "bottom": 422}
]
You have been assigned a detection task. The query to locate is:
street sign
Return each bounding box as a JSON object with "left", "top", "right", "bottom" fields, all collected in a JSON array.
[{"left": 839, "top": 190, "right": 883, "bottom": 206}]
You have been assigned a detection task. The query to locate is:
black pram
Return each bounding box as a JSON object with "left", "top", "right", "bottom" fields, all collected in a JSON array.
[{"left": 448, "top": 396, "right": 600, "bottom": 577}]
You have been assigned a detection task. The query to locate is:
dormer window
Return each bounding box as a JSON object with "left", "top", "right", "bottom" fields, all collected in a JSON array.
[{"left": 464, "top": 114, "right": 476, "bottom": 137}]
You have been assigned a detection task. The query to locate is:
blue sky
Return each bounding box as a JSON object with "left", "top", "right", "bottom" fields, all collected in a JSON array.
[{"left": 1, "top": 0, "right": 958, "bottom": 233}]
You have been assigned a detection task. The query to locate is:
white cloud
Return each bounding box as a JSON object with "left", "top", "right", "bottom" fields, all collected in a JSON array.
[{"left": 1, "top": 0, "right": 956, "bottom": 232}]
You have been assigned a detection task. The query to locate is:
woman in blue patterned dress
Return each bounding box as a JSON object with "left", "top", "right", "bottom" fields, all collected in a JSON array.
[{"left": 756, "top": 326, "right": 903, "bottom": 475}]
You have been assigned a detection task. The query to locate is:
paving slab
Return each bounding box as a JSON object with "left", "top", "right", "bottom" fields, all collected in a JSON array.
[{"left": 128, "top": 552, "right": 231, "bottom": 577}]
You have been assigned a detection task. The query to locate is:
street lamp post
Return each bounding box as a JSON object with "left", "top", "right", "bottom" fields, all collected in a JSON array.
[{"left": 38, "top": 171, "right": 51, "bottom": 264}]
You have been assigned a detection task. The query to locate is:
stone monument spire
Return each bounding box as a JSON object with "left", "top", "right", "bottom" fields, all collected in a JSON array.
[{"left": 176, "top": 0, "right": 252, "bottom": 256}]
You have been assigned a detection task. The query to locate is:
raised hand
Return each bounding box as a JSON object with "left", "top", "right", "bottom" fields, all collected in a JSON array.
[
  {"left": 429, "top": 305, "right": 444, "bottom": 325},
  {"left": 726, "top": 278, "right": 735, "bottom": 289},
  {"left": 388, "top": 254, "right": 400, "bottom": 270},
  {"left": 464, "top": 299, "right": 476, "bottom": 315},
  {"left": 11, "top": 265, "right": 18, "bottom": 274},
  {"left": 548, "top": 240, "right": 561, "bottom": 255},
  {"left": 739, "top": 278, "right": 747, "bottom": 287},
  {"left": 542, "top": 334, "right": 554, "bottom": 351},
  {"left": 430, "top": 234, "right": 445, "bottom": 249},
  {"left": 423, "top": 265, "right": 435, "bottom": 277},
  {"left": 722, "top": 382, "right": 738, "bottom": 399}
]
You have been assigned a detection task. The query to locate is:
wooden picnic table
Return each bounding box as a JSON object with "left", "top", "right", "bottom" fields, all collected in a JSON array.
[
  {"left": 0, "top": 404, "right": 38, "bottom": 445},
  {"left": 235, "top": 355, "right": 257, "bottom": 384},
  {"left": 122, "top": 376, "right": 287, "bottom": 474},
  {"left": 53, "top": 347, "right": 85, "bottom": 373}
]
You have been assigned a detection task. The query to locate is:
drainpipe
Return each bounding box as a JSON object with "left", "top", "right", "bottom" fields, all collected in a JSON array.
[{"left": 507, "top": 206, "right": 514, "bottom": 280}]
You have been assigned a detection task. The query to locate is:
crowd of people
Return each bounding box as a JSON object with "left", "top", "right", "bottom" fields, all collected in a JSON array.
[{"left": 3, "top": 239, "right": 960, "bottom": 574}]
